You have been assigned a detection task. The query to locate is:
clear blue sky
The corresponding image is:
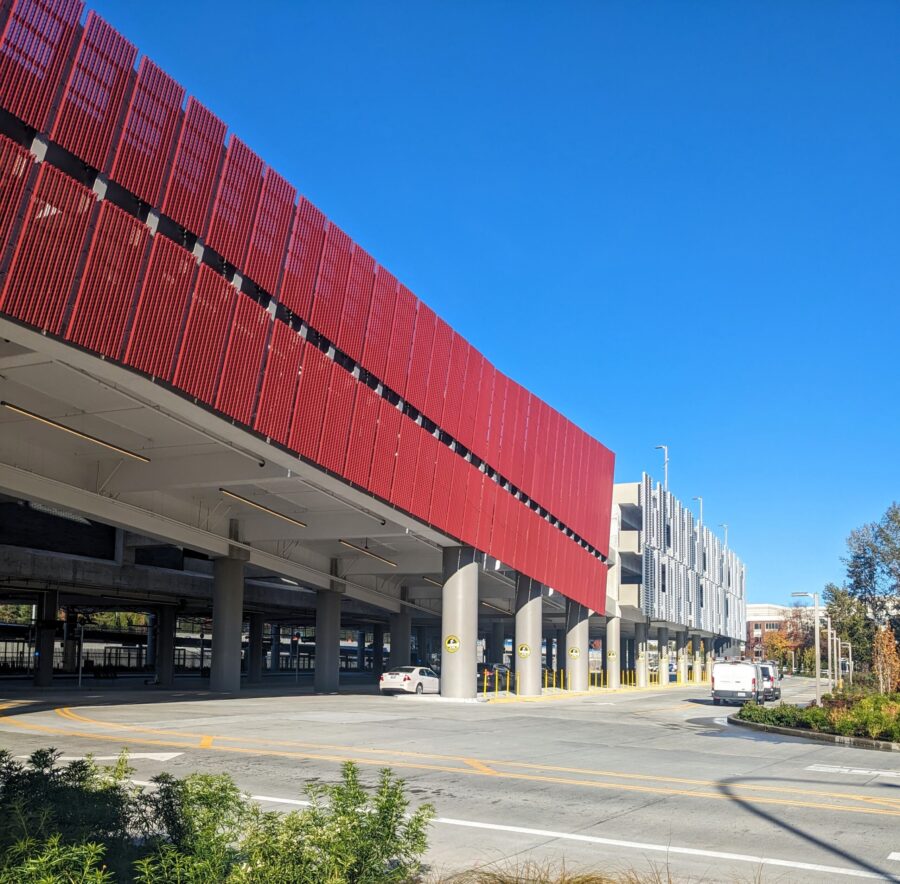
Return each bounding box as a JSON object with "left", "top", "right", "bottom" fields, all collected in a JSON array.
[{"left": 90, "top": 0, "right": 900, "bottom": 604}]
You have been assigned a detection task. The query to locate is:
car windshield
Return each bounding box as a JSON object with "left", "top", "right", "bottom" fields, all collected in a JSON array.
[{"left": 387, "top": 667, "right": 417, "bottom": 674}]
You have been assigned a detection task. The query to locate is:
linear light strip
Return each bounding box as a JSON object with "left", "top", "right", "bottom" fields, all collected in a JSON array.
[
  {"left": 1, "top": 401, "right": 150, "bottom": 463},
  {"left": 219, "top": 488, "right": 307, "bottom": 529},
  {"left": 422, "top": 576, "right": 442, "bottom": 588},
  {"left": 338, "top": 539, "right": 396, "bottom": 568}
]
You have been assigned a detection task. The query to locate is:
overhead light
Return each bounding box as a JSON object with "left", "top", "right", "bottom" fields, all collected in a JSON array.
[
  {"left": 219, "top": 488, "right": 307, "bottom": 528},
  {"left": 1, "top": 401, "right": 150, "bottom": 463},
  {"left": 422, "top": 576, "right": 442, "bottom": 588},
  {"left": 339, "top": 538, "right": 396, "bottom": 568}
]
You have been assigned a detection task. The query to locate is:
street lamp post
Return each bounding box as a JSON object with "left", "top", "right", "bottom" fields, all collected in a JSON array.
[
  {"left": 792, "top": 592, "right": 821, "bottom": 706},
  {"left": 824, "top": 614, "right": 833, "bottom": 690},
  {"left": 841, "top": 640, "right": 853, "bottom": 686},
  {"left": 719, "top": 523, "right": 729, "bottom": 548},
  {"left": 692, "top": 496, "right": 703, "bottom": 525},
  {"left": 655, "top": 445, "right": 669, "bottom": 490}
]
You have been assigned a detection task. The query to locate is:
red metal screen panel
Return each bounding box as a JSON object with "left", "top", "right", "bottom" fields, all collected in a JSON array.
[
  {"left": 471, "top": 360, "right": 493, "bottom": 464},
  {"left": 489, "top": 483, "right": 512, "bottom": 567},
  {"left": 161, "top": 97, "right": 225, "bottom": 234},
  {"left": 404, "top": 301, "right": 434, "bottom": 414},
  {"left": 423, "top": 315, "right": 451, "bottom": 424},
  {"left": 381, "top": 282, "right": 416, "bottom": 398},
  {"left": 254, "top": 320, "right": 304, "bottom": 447},
  {"left": 51, "top": 11, "right": 136, "bottom": 172},
  {"left": 497, "top": 380, "right": 519, "bottom": 482},
  {"left": 204, "top": 135, "right": 263, "bottom": 270},
  {"left": 445, "top": 453, "right": 469, "bottom": 536},
  {"left": 390, "top": 417, "right": 421, "bottom": 513},
  {"left": 0, "top": 0, "right": 82, "bottom": 132},
  {"left": 244, "top": 166, "right": 295, "bottom": 295},
  {"left": 172, "top": 264, "right": 237, "bottom": 405},
  {"left": 473, "top": 472, "right": 493, "bottom": 553},
  {"left": 337, "top": 244, "right": 374, "bottom": 364},
  {"left": 278, "top": 197, "right": 326, "bottom": 320},
  {"left": 344, "top": 380, "right": 380, "bottom": 488},
  {"left": 428, "top": 442, "right": 453, "bottom": 528},
  {"left": 110, "top": 57, "right": 183, "bottom": 207},
  {"left": 309, "top": 222, "right": 351, "bottom": 346},
  {"left": 458, "top": 462, "right": 483, "bottom": 548},
  {"left": 440, "top": 332, "right": 467, "bottom": 440},
  {"left": 123, "top": 234, "right": 195, "bottom": 380},
  {"left": 317, "top": 362, "right": 357, "bottom": 474},
  {"left": 0, "top": 163, "right": 93, "bottom": 333},
  {"left": 410, "top": 428, "right": 439, "bottom": 522},
  {"left": 360, "top": 265, "right": 396, "bottom": 381},
  {"left": 368, "top": 399, "right": 401, "bottom": 500},
  {"left": 65, "top": 200, "right": 149, "bottom": 358},
  {"left": 455, "top": 346, "right": 479, "bottom": 452},
  {"left": 487, "top": 372, "right": 507, "bottom": 469},
  {"left": 215, "top": 294, "right": 270, "bottom": 425},
  {"left": 0, "top": 134, "right": 32, "bottom": 257},
  {"left": 520, "top": 393, "right": 540, "bottom": 503},
  {"left": 288, "top": 343, "right": 331, "bottom": 460}
]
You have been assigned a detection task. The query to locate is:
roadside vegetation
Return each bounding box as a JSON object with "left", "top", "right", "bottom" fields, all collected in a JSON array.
[
  {"left": 0, "top": 748, "right": 433, "bottom": 883},
  {"left": 738, "top": 686, "right": 900, "bottom": 742}
]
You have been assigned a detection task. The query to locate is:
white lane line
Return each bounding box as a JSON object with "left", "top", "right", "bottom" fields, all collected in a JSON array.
[
  {"left": 433, "top": 818, "right": 900, "bottom": 880},
  {"left": 250, "top": 795, "right": 312, "bottom": 807},
  {"left": 807, "top": 764, "right": 900, "bottom": 779},
  {"left": 888, "top": 853, "right": 900, "bottom": 862}
]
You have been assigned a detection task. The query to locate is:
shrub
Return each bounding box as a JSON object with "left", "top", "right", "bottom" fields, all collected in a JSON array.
[{"left": 0, "top": 835, "right": 112, "bottom": 883}]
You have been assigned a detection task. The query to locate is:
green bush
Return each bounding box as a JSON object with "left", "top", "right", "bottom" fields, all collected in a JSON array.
[{"left": 0, "top": 750, "right": 433, "bottom": 884}]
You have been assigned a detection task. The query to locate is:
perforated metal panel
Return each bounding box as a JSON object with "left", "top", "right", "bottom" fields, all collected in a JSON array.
[
  {"left": 65, "top": 200, "right": 149, "bottom": 358},
  {"left": 403, "top": 301, "right": 434, "bottom": 414},
  {"left": 359, "top": 265, "right": 396, "bottom": 381},
  {"left": 428, "top": 442, "right": 454, "bottom": 528},
  {"left": 172, "top": 265, "right": 237, "bottom": 405},
  {"left": 0, "top": 163, "right": 94, "bottom": 334},
  {"left": 245, "top": 166, "right": 295, "bottom": 295},
  {"left": 278, "top": 197, "right": 326, "bottom": 320},
  {"left": 162, "top": 97, "right": 225, "bottom": 236},
  {"left": 410, "top": 429, "right": 438, "bottom": 522},
  {"left": 368, "top": 399, "right": 401, "bottom": 501},
  {"left": 455, "top": 346, "right": 480, "bottom": 453},
  {"left": 205, "top": 135, "right": 264, "bottom": 270},
  {"left": 124, "top": 234, "right": 196, "bottom": 380},
  {"left": 0, "top": 134, "right": 32, "bottom": 258},
  {"left": 51, "top": 11, "right": 136, "bottom": 172},
  {"left": 381, "top": 282, "right": 416, "bottom": 398},
  {"left": 337, "top": 244, "right": 375, "bottom": 365},
  {"left": 0, "top": 0, "right": 82, "bottom": 132},
  {"left": 110, "top": 57, "right": 183, "bottom": 207},
  {"left": 254, "top": 320, "right": 304, "bottom": 446},
  {"left": 289, "top": 343, "right": 331, "bottom": 461},
  {"left": 390, "top": 417, "right": 421, "bottom": 513},
  {"left": 215, "top": 295, "right": 270, "bottom": 425},
  {"left": 310, "top": 222, "right": 352, "bottom": 346},
  {"left": 423, "top": 316, "right": 451, "bottom": 424},
  {"left": 344, "top": 380, "right": 380, "bottom": 488}
]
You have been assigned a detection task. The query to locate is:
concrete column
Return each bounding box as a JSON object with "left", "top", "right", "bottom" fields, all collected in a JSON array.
[
  {"left": 247, "top": 613, "right": 264, "bottom": 684},
  {"left": 606, "top": 614, "right": 621, "bottom": 689},
  {"left": 565, "top": 600, "right": 589, "bottom": 692},
  {"left": 63, "top": 609, "right": 78, "bottom": 672},
  {"left": 657, "top": 626, "right": 670, "bottom": 688},
  {"left": 635, "top": 621, "right": 649, "bottom": 688},
  {"left": 269, "top": 624, "right": 280, "bottom": 672},
  {"left": 157, "top": 606, "right": 176, "bottom": 687},
  {"left": 491, "top": 620, "right": 505, "bottom": 664},
  {"left": 356, "top": 629, "right": 366, "bottom": 671},
  {"left": 33, "top": 592, "right": 57, "bottom": 687},
  {"left": 314, "top": 590, "right": 341, "bottom": 693},
  {"left": 210, "top": 556, "right": 245, "bottom": 693},
  {"left": 389, "top": 610, "right": 411, "bottom": 668},
  {"left": 440, "top": 546, "right": 478, "bottom": 699},
  {"left": 692, "top": 634, "right": 704, "bottom": 684},
  {"left": 145, "top": 613, "right": 157, "bottom": 668},
  {"left": 514, "top": 574, "right": 543, "bottom": 696},
  {"left": 676, "top": 630, "right": 689, "bottom": 685},
  {"left": 373, "top": 624, "right": 385, "bottom": 677}
]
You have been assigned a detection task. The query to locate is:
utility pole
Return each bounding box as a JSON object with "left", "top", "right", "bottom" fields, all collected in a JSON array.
[
  {"left": 654, "top": 445, "right": 669, "bottom": 491},
  {"left": 792, "top": 592, "right": 821, "bottom": 706}
]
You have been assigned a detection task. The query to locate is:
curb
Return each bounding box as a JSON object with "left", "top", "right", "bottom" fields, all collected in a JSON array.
[{"left": 727, "top": 713, "right": 900, "bottom": 752}]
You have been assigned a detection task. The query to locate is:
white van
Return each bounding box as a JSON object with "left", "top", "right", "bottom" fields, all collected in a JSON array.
[{"left": 711, "top": 660, "right": 764, "bottom": 705}]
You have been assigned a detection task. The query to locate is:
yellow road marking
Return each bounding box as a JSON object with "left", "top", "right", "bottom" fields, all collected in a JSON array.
[
  {"left": 2, "top": 705, "right": 898, "bottom": 818},
  {"left": 198, "top": 735, "right": 214, "bottom": 749},
  {"left": 463, "top": 758, "right": 496, "bottom": 775}
]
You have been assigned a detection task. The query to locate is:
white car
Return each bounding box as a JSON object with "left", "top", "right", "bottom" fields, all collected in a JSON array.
[{"left": 379, "top": 666, "right": 440, "bottom": 695}]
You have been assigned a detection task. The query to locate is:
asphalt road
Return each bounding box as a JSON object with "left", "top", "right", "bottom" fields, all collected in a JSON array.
[{"left": 2, "top": 677, "right": 899, "bottom": 882}]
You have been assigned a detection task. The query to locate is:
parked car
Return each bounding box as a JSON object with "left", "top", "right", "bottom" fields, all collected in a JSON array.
[
  {"left": 759, "top": 662, "right": 781, "bottom": 700},
  {"left": 380, "top": 666, "right": 440, "bottom": 695},
  {"left": 711, "top": 660, "right": 764, "bottom": 705}
]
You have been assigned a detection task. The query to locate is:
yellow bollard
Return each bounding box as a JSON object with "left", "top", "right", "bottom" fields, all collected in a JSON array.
[
  {"left": 544, "top": 668, "right": 547, "bottom": 690},
  {"left": 494, "top": 670, "right": 498, "bottom": 697},
  {"left": 516, "top": 672, "right": 520, "bottom": 696},
  {"left": 506, "top": 670, "right": 510, "bottom": 693},
  {"left": 483, "top": 671, "right": 488, "bottom": 696}
]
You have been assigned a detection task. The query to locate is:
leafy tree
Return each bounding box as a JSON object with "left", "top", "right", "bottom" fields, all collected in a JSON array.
[
  {"left": 0, "top": 605, "right": 32, "bottom": 624},
  {"left": 824, "top": 583, "right": 876, "bottom": 667},
  {"left": 872, "top": 627, "right": 900, "bottom": 694},
  {"left": 845, "top": 503, "right": 900, "bottom": 640},
  {"left": 761, "top": 627, "right": 792, "bottom": 668}
]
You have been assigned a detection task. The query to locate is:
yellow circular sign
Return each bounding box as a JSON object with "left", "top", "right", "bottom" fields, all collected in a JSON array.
[
  {"left": 568, "top": 646, "right": 581, "bottom": 659},
  {"left": 517, "top": 643, "right": 531, "bottom": 659},
  {"left": 444, "top": 635, "right": 460, "bottom": 654},
  {"left": 607, "top": 650, "right": 617, "bottom": 658}
]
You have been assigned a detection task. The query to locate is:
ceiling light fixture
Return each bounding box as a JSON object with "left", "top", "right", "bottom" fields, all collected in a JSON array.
[
  {"left": 219, "top": 488, "right": 307, "bottom": 528},
  {"left": 339, "top": 538, "right": 396, "bottom": 568},
  {"left": 482, "top": 601, "right": 510, "bottom": 615},
  {"left": 1, "top": 401, "right": 150, "bottom": 463},
  {"left": 422, "top": 576, "right": 442, "bottom": 588}
]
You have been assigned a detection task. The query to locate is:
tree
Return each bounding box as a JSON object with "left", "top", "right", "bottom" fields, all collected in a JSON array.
[
  {"left": 824, "top": 583, "right": 876, "bottom": 667},
  {"left": 762, "top": 627, "right": 792, "bottom": 668},
  {"left": 845, "top": 503, "right": 900, "bottom": 640},
  {"left": 872, "top": 627, "right": 900, "bottom": 694}
]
